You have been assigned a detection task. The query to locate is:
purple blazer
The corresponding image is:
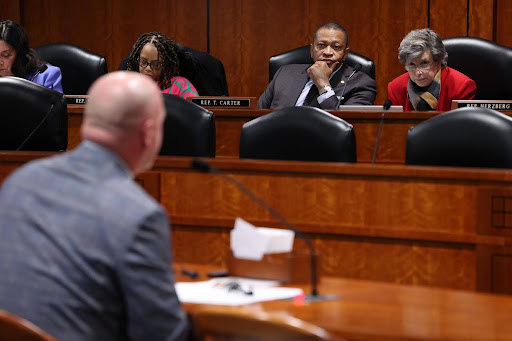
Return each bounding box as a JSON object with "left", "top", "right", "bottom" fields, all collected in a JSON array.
[{"left": 24, "top": 64, "right": 64, "bottom": 94}]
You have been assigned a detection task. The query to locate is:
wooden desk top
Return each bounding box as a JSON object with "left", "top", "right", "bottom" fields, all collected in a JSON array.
[{"left": 179, "top": 263, "right": 512, "bottom": 341}]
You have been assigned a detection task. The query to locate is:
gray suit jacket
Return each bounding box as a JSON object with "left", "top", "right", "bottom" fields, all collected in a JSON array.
[
  {"left": 0, "top": 141, "right": 188, "bottom": 341},
  {"left": 258, "top": 63, "right": 377, "bottom": 110}
]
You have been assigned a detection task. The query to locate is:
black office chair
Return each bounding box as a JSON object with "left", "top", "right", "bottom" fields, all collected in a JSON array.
[
  {"left": 405, "top": 106, "right": 512, "bottom": 168},
  {"left": 118, "top": 42, "right": 229, "bottom": 96},
  {"left": 35, "top": 42, "right": 108, "bottom": 95},
  {"left": 443, "top": 37, "right": 512, "bottom": 100},
  {"left": 239, "top": 106, "right": 356, "bottom": 162},
  {"left": 160, "top": 94, "right": 215, "bottom": 157},
  {"left": 268, "top": 45, "right": 375, "bottom": 82},
  {"left": 0, "top": 77, "right": 67, "bottom": 151}
]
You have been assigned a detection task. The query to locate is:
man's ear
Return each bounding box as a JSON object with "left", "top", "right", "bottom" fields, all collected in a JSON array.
[
  {"left": 310, "top": 43, "right": 314, "bottom": 59},
  {"left": 343, "top": 46, "right": 350, "bottom": 62},
  {"left": 140, "top": 118, "right": 154, "bottom": 148}
]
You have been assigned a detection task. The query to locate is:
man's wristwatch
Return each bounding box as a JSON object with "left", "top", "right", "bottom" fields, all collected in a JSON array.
[{"left": 319, "top": 85, "right": 333, "bottom": 95}]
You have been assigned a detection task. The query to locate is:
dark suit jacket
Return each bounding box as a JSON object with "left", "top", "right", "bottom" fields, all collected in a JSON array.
[
  {"left": 258, "top": 63, "right": 377, "bottom": 110},
  {"left": 0, "top": 141, "right": 188, "bottom": 341}
]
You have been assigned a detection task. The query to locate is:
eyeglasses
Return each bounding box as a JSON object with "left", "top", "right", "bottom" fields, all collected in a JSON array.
[
  {"left": 314, "top": 42, "right": 345, "bottom": 52},
  {"left": 138, "top": 58, "right": 163, "bottom": 70},
  {"left": 405, "top": 61, "right": 434, "bottom": 72}
]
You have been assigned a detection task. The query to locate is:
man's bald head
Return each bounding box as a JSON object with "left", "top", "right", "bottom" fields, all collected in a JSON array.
[
  {"left": 84, "top": 71, "right": 162, "bottom": 132},
  {"left": 82, "top": 71, "right": 166, "bottom": 175}
]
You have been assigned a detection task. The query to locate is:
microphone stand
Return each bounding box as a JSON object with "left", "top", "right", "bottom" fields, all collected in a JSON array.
[
  {"left": 372, "top": 100, "right": 393, "bottom": 164},
  {"left": 192, "top": 159, "right": 338, "bottom": 301},
  {"left": 336, "top": 63, "right": 361, "bottom": 109}
]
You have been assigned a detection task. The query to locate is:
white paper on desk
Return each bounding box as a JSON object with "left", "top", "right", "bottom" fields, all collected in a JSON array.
[
  {"left": 230, "top": 217, "right": 295, "bottom": 261},
  {"left": 175, "top": 277, "right": 303, "bottom": 306}
]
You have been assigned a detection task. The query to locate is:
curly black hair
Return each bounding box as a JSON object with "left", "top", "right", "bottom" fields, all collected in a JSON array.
[
  {"left": 126, "top": 32, "right": 179, "bottom": 90},
  {"left": 0, "top": 20, "right": 43, "bottom": 77}
]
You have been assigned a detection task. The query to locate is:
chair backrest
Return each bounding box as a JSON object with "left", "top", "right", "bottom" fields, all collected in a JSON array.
[
  {"left": 0, "top": 77, "right": 67, "bottom": 151},
  {"left": 118, "top": 42, "right": 229, "bottom": 96},
  {"left": 35, "top": 43, "right": 108, "bottom": 95},
  {"left": 406, "top": 106, "right": 512, "bottom": 168},
  {"left": 239, "top": 106, "right": 356, "bottom": 162},
  {"left": 268, "top": 45, "right": 375, "bottom": 82},
  {"left": 0, "top": 310, "right": 57, "bottom": 341},
  {"left": 442, "top": 37, "right": 512, "bottom": 100},
  {"left": 160, "top": 94, "right": 216, "bottom": 157},
  {"left": 192, "top": 306, "right": 343, "bottom": 341}
]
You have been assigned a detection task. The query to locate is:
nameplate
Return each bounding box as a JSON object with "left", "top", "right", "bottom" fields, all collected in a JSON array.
[
  {"left": 452, "top": 100, "right": 512, "bottom": 111},
  {"left": 189, "top": 96, "right": 256, "bottom": 108},
  {"left": 65, "top": 95, "right": 89, "bottom": 105}
]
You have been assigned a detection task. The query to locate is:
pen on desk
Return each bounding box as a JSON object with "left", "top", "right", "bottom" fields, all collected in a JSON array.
[
  {"left": 215, "top": 281, "right": 253, "bottom": 295},
  {"left": 227, "top": 282, "right": 253, "bottom": 295}
]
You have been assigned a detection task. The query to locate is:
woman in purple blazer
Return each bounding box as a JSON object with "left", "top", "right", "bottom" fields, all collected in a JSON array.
[{"left": 0, "top": 20, "right": 63, "bottom": 93}]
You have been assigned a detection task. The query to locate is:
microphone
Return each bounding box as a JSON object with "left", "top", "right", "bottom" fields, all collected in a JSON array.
[
  {"left": 191, "top": 159, "right": 337, "bottom": 301},
  {"left": 371, "top": 99, "right": 393, "bottom": 164},
  {"left": 16, "top": 103, "right": 55, "bottom": 151},
  {"left": 30, "top": 64, "right": 48, "bottom": 81},
  {"left": 337, "top": 63, "right": 361, "bottom": 108}
]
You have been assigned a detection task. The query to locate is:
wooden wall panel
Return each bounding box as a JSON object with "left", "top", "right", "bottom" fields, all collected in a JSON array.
[
  {"left": 209, "top": 0, "right": 311, "bottom": 99},
  {"left": 22, "top": 0, "right": 114, "bottom": 67},
  {"left": 109, "top": 0, "right": 207, "bottom": 71},
  {"left": 468, "top": 0, "right": 495, "bottom": 39},
  {"left": 0, "top": 0, "right": 20, "bottom": 21},
  {"left": 496, "top": 0, "right": 512, "bottom": 47},
  {"left": 20, "top": 0, "right": 207, "bottom": 72},
  {"left": 430, "top": 0, "right": 469, "bottom": 38}
]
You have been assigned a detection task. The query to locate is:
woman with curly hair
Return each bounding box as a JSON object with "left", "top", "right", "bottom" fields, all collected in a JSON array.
[
  {"left": 0, "top": 20, "right": 63, "bottom": 93},
  {"left": 126, "top": 32, "right": 198, "bottom": 98}
]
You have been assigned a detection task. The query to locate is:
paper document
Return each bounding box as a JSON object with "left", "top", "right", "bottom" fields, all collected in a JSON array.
[
  {"left": 230, "top": 217, "right": 295, "bottom": 261},
  {"left": 176, "top": 277, "right": 303, "bottom": 306}
]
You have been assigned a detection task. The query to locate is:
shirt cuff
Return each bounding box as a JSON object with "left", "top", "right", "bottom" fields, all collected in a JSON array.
[{"left": 317, "top": 89, "right": 335, "bottom": 103}]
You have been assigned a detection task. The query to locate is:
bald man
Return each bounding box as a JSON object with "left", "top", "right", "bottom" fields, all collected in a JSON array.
[{"left": 0, "top": 72, "right": 189, "bottom": 341}]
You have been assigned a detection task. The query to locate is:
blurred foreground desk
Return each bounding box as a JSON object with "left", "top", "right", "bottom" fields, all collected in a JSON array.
[
  {"left": 180, "top": 263, "right": 512, "bottom": 341},
  {"left": 2, "top": 153, "right": 512, "bottom": 294},
  {"left": 68, "top": 105, "right": 436, "bottom": 163}
]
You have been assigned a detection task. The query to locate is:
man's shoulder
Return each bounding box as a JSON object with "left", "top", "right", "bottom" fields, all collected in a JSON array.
[
  {"left": 351, "top": 67, "right": 376, "bottom": 85},
  {"left": 277, "top": 63, "right": 310, "bottom": 73}
]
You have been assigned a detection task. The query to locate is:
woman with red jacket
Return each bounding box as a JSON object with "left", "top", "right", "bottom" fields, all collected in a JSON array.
[{"left": 388, "top": 28, "right": 476, "bottom": 111}]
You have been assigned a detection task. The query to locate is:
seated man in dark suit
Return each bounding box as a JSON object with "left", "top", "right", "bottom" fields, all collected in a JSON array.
[
  {"left": 258, "top": 22, "right": 377, "bottom": 110},
  {"left": 0, "top": 71, "right": 188, "bottom": 341}
]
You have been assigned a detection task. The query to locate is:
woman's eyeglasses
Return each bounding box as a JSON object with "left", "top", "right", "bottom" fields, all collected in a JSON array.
[
  {"left": 405, "top": 61, "right": 434, "bottom": 72},
  {"left": 138, "top": 58, "right": 163, "bottom": 70}
]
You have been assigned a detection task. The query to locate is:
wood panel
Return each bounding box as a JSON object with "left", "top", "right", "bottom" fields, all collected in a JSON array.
[
  {"left": 20, "top": 0, "right": 207, "bottom": 73},
  {"left": 430, "top": 0, "right": 469, "bottom": 38},
  {"left": 468, "top": 0, "right": 495, "bottom": 39},
  {"left": 496, "top": 0, "right": 512, "bottom": 46},
  {"left": 1, "top": 153, "right": 512, "bottom": 293},
  {"left": 0, "top": 0, "right": 20, "bottom": 21},
  {"left": 148, "top": 157, "right": 512, "bottom": 292}
]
